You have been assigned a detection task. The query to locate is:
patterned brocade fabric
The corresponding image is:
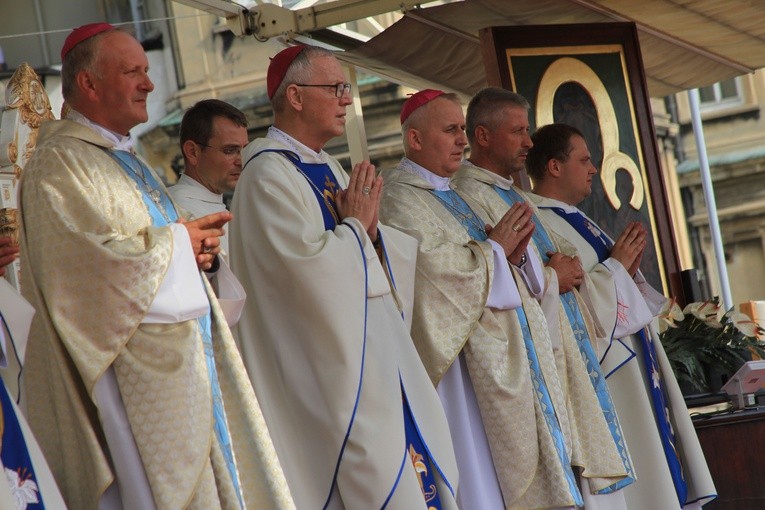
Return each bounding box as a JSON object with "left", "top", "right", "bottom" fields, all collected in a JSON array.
[
  {"left": 19, "top": 120, "right": 294, "bottom": 509},
  {"left": 380, "top": 164, "right": 626, "bottom": 508}
]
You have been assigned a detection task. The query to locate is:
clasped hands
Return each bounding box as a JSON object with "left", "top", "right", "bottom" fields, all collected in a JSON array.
[
  {"left": 610, "top": 221, "right": 647, "bottom": 277},
  {"left": 179, "top": 211, "right": 231, "bottom": 271},
  {"left": 485, "top": 202, "right": 534, "bottom": 267},
  {"left": 336, "top": 161, "right": 381, "bottom": 242}
]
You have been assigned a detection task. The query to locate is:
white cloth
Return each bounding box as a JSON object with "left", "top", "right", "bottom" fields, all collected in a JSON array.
[
  {"left": 230, "top": 130, "right": 458, "bottom": 509},
  {"left": 530, "top": 192, "right": 717, "bottom": 510},
  {"left": 168, "top": 174, "right": 230, "bottom": 256}
]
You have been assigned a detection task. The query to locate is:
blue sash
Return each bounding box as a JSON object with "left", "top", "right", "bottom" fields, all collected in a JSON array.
[
  {"left": 108, "top": 150, "right": 244, "bottom": 508},
  {"left": 247, "top": 149, "right": 341, "bottom": 231},
  {"left": 495, "top": 186, "right": 635, "bottom": 493},
  {"left": 541, "top": 203, "right": 688, "bottom": 505},
  {"left": 542, "top": 206, "right": 611, "bottom": 263},
  {"left": 1, "top": 377, "right": 45, "bottom": 508},
  {"left": 438, "top": 189, "right": 582, "bottom": 506}
]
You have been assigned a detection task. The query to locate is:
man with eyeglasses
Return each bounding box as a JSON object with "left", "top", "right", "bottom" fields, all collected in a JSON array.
[
  {"left": 230, "top": 44, "right": 458, "bottom": 509},
  {"left": 170, "top": 99, "right": 249, "bottom": 258}
]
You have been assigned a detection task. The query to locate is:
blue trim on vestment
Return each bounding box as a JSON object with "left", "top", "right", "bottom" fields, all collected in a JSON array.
[
  {"left": 321, "top": 223, "right": 369, "bottom": 510},
  {"left": 0, "top": 309, "right": 24, "bottom": 404},
  {"left": 685, "top": 493, "right": 718, "bottom": 505},
  {"left": 247, "top": 149, "right": 341, "bottom": 231},
  {"left": 602, "top": 339, "right": 637, "bottom": 379},
  {"left": 495, "top": 185, "right": 635, "bottom": 492},
  {"left": 381, "top": 448, "right": 408, "bottom": 510},
  {"left": 636, "top": 328, "right": 688, "bottom": 505},
  {"left": 431, "top": 189, "right": 487, "bottom": 241},
  {"left": 400, "top": 379, "right": 444, "bottom": 508},
  {"left": 108, "top": 149, "right": 244, "bottom": 508},
  {"left": 438, "top": 188, "right": 583, "bottom": 506},
  {"left": 543, "top": 201, "right": 689, "bottom": 505},
  {"left": 110, "top": 150, "right": 176, "bottom": 223},
  {"left": 0, "top": 373, "right": 45, "bottom": 509},
  {"left": 540, "top": 206, "right": 611, "bottom": 262}
]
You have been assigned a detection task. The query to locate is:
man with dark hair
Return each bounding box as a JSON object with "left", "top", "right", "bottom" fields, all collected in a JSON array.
[
  {"left": 527, "top": 123, "right": 716, "bottom": 509},
  {"left": 379, "top": 89, "right": 624, "bottom": 510},
  {"left": 19, "top": 23, "right": 292, "bottom": 509},
  {"left": 453, "top": 87, "right": 637, "bottom": 509},
  {"left": 171, "top": 99, "right": 248, "bottom": 257},
  {"left": 230, "top": 45, "right": 458, "bottom": 509}
]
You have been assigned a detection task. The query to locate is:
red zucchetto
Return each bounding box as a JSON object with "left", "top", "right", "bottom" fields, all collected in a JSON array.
[
  {"left": 267, "top": 45, "right": 308, "bottom": 100},
  {"left": 400, "top": 89, "right": 445, "bottom": 124},
  {"left": 61, "top": 22, "right": 115, "bottom": 61}
]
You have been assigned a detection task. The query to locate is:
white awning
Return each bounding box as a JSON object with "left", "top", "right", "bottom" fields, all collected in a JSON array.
[{"left": 334, "top": 0, "right": 765, "bottom": 98}]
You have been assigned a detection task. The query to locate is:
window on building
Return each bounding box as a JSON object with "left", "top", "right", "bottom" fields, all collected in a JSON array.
[{"left": 699, "top": 77, "right": 743, "bottom": 109}]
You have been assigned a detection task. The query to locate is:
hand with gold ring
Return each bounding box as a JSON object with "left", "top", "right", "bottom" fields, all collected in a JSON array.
[
  {"left": 178, "top": 211, "right": 229, "bottom": 271},
  {"left": 336, "top": 160, "right": 382, "bottom": 242},
  {"left": 487, "top": 202, "right": 535, "bottom": 265}
]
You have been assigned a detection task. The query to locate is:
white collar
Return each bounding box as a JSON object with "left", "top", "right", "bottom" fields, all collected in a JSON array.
[
  {"left": 399, "top": 157, "right": 451, "bottom": 191},
  {"left": 536, "top": 194, "right": 579, "bottom": 213},
  {"left": 66, "top": 109, "right": 135, "bottom": 152},
  {"left": 177, "top": 174, "right": 223, "bottom": 203},
  {"left": 463, "top": 159, "right": 516, "bottom": 190},
  {"left": 267, "top": 126, "right": 329, "bottom": 164}
]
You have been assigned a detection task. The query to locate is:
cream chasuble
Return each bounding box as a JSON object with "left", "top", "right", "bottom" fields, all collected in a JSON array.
[
  {"left": 380, "top": 161, "right": 592, "bottom": 509},
  {"left": 530, "top": 193, "right": 717, "bottom": 510},
  {"left": 452, "top": 163, "right": 633, "bottom": 503},
  {"left": 230, "top": 133, "right": 458, "bottom": 510},
  {"left": 19, "top": 120, "right": 294, "bottom": 510}
]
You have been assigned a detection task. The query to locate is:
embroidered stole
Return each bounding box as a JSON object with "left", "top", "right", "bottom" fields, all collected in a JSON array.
[
  {"left": 540, "top": 203, "right": 689, "bottom": 505},
  {"left": 247, "top": 150, "right": 340, "bottom": 231},
  {"left": 495, "top": 186, "right": 635, "bottom": 493},
  {"left": 109, "top": 150, "right": 244, "bottom": 508},
  {"left": 437, "top": 187, "right": 582, "bottom": 506}
]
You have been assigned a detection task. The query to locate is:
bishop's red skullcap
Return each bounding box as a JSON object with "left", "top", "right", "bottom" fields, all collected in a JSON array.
[
  {"left": 400, "top": 89, "right": 445, "bottom": 124},
  {"left": 61, "top": 22, "right": 115, "bottom": 60},
  {"left": 267, "top": 45, "right": 308, "bottom": 100}
]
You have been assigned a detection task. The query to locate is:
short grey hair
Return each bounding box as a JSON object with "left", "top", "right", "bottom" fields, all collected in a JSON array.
[
  {"left": 61, "top": 28, "right": 129, "bottom": 102},
  {"left": 271, "top": 46, "right": 337, "bottom": 113},
  {"left": 466, "top": 87, "right": 529, "bottom": 144}
]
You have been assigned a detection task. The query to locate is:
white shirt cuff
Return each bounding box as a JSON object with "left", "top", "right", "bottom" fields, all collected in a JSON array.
[
  {"left": 514, "top": 246, "right": 544, "bottom": 299},
  {"left": 144, "top": 224, "right": 209, "bottom": 323},
  {"left": 485, "top": 239, "right": 522, "bottom": 310}
]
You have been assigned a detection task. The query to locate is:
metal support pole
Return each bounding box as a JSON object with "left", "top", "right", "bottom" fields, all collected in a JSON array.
[
  {"left": 342, "top": 64, "right": 369, "bottom": 165},
  {"left": 687, "top": 88, "right": 733, "bottom": 309}
]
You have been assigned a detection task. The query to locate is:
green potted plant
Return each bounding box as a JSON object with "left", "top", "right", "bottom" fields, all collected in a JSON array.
[{"left": 659, "top": 298, "right": 765, "bottom": 394}]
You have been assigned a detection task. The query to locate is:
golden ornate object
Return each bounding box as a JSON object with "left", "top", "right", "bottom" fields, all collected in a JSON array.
[
  {"left": 0, "top": 208, "right": 18, "bottom": 244},
  {"left": 4, "top": 63, "right": 55, "bottom": 171},
  {"left": 536, "top": 56, "right": 644, "bottom": 211}
]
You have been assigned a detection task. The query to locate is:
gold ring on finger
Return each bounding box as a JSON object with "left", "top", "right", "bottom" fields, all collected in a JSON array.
[
  {"left": 362, "top": 186, "right": 371, "bottom": 195},
  {"left": 512, "top": 223, "right": 522, "bottom": 232}
]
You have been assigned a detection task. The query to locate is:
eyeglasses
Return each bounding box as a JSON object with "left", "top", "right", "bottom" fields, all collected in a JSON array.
[
  {"left": 195, "top": 142, "right": 243, "bottom": 157},
  {"left": 294, "top": 82, "right": 352, "bottom": 98}
]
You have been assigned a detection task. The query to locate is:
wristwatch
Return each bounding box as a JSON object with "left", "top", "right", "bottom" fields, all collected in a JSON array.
[{"left": 514, "top": 252, "right": 527, "bottom": 268}]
